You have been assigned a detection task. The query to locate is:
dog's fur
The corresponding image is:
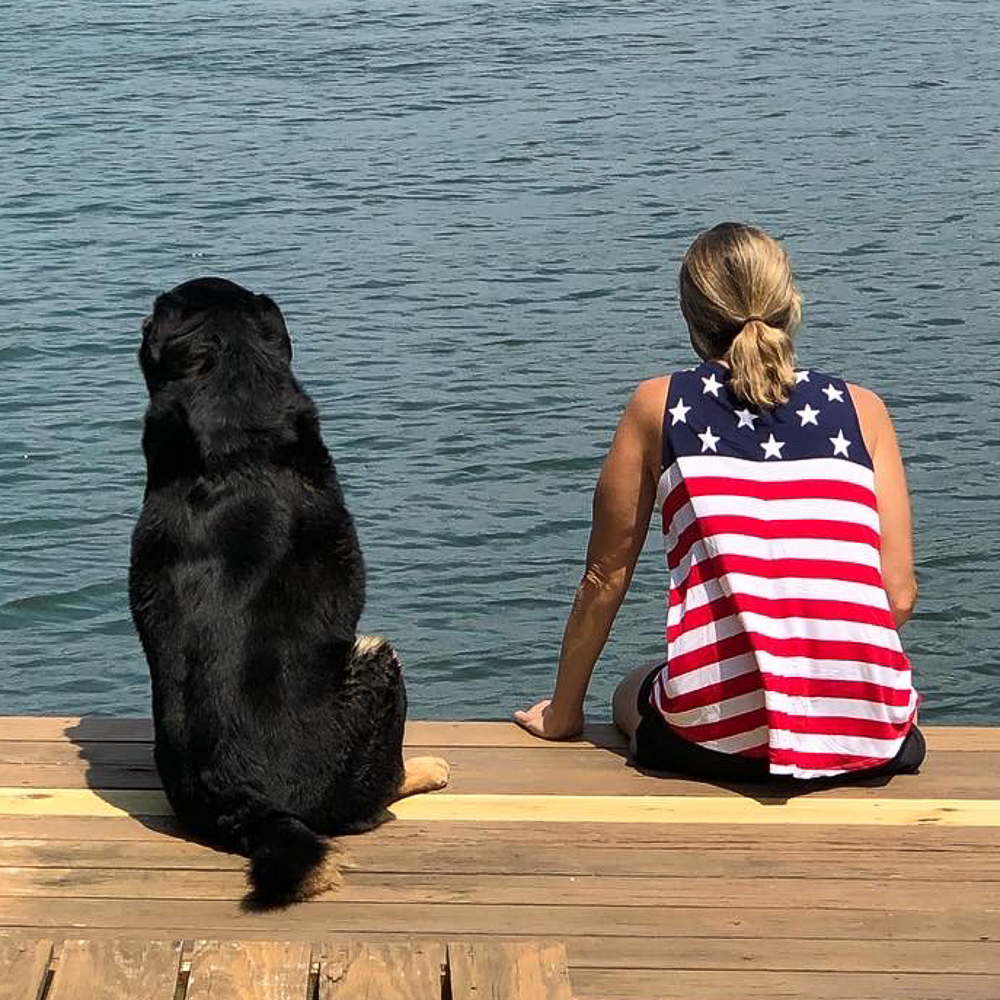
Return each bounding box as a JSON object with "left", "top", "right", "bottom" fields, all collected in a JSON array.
[{"left": 129, "top": 277, "right": 412, "bottom": 908}]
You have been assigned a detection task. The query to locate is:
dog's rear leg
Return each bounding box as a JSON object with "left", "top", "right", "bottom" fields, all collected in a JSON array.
[
  {"left": 394, "top": 756, "right": 450, "bottom": 800},
  {"left": 351, "top": 635, "right": 451, "bottom": 802}
]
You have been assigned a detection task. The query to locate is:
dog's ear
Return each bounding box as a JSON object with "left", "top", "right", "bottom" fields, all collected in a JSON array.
[
  {"left": 139, "top": 291, "right": 216, "bottom": 390},
  {"left": 141, "top": 291, "right": 184, "bottom": 368},
  {"left": 255, "top": 293, "right": 292, "bottom": 362}
]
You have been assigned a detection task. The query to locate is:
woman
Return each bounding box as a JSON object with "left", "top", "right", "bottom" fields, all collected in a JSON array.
[{"left": 516, "top": 222, "right": 923, "bottom": 781}]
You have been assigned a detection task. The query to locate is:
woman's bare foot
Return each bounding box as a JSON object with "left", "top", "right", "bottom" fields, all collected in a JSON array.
[{"left": 394, "top": 756, "right": 450, "bottom": 800}]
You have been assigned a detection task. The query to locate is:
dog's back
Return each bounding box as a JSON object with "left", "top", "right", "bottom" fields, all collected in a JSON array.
[{"left": 129, "top": 278, "right": 405, "bottom": 906}]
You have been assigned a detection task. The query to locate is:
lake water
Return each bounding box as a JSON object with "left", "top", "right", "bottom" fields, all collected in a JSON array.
[{"left": 2, "top": 1, "right": 999, "bottom": 722}]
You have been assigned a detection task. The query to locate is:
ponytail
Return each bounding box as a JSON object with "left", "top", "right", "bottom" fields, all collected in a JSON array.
[
  {"left": 726, "top": 318, "right": 796, "bottom": 409},
  {"left": 678, "top": 222, "right": 802, "bottom": 411}
]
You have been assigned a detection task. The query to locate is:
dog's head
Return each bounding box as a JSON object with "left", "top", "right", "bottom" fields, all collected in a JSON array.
[{"left": 140, "top": 277, "right": 292, "bottom": 395}]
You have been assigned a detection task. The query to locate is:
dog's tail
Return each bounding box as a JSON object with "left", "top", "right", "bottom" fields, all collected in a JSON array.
[{"left": 242, "top": 814, "right": 341, "bottom": 909}]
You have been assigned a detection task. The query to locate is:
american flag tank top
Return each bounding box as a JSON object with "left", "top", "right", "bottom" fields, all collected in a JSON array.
[{"left": 651, "top": 361, "right": 919, "bottom": 778}]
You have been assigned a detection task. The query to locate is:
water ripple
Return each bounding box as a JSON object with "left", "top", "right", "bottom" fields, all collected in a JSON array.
[{"left": 1, "top": 0, "right": 998, "bottom": 721}]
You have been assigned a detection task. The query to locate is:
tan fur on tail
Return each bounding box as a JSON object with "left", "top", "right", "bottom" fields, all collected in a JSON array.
[
  {"left": 297, "top": 841, "right": 344, "bottom": 900},
  {"left": 246, "top": 839, "right": 345, "bottom": 904}
]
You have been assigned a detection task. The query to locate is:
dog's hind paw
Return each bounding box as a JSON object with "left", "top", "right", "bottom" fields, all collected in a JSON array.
[{"left": 397, "top": 755, "right": 451, "bottom": 799}]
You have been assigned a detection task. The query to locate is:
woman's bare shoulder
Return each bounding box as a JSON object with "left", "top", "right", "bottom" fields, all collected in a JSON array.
[
  {"left": 623, "top": 377, "right": 670, "bottom": 475},
  {"left": 630, "top": 375, "right": 671, "bottom": 411},
  {"left": 846, "top": 382, "right": 892, "bottom": 453}
]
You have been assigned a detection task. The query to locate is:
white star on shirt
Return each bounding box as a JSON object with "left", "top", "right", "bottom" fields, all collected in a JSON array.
[
  {"left": 698, "top": 426, "right": 720, "bottom": 453},
  {"left": 830, "top": 429, "right": 851, "bottom": 457},
  {"left": 795, "top": 370, "right": 810, "bottom": 383},
  {"left": 760, "top": 433, "right": 784, "bottom": 459},
  {"left": 668, "top": 397, "right": 691, "bottom": 425},
  {"left": 822, "top": 383, "right": 845, "bottom": 403},
  {"left": 796, "top": 403, "right": 820, "bottom": 426},
  {"left": 701, "top": 373, "right": 723, "bottom": 397},
  {"left": 735, "top": 408, "right": 758, "bottom": 429}
]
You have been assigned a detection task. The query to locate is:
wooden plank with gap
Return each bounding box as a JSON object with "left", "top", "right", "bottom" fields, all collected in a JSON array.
[
  {"left": 447, "top": 941, "right": 573, "bottom": 1000},
  {"left": 317, "top": 941, "right": 445, "bottom": 1000},
  {"left": 185, "top": 940, "right": 312, "bottom": 1000},
  {"left": 0, "top": 936, "right": 52, "bottom": 1000},
  {"left": 45, "top": 939, "right": 181, "bottom": 1000}
]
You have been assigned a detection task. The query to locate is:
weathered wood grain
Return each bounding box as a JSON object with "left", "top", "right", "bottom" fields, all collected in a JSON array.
[
  {"left": 45, "top": 939, "right": 180, "bottom": 1000},
  {"left": 448, "top": 941, "right": 573, "bottom": 1000},
  {"left": 317, "top": 942, "right": 445, "bottom": 1000},
  {"left": 576, "top": 969, "right": 1000, "bottom": 1000},
  {"left": 185, "top": 940, "right": 312, "bottom": 1000},
  {"left": 0, "top": 936, "right": 52, "bottom": 1000}
]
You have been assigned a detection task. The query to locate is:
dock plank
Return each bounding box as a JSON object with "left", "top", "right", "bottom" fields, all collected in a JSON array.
[
  {"left": 0, "top": 937, "right": 52, "bottom": 1000},
  {"left": 4, "top": 788, "right": 998, "bottom": 826},
  {"left": 3, "top": 867, "right": 1000, "bottom": 911},
  {"left": 448, "top": 941, "right": 573, "bottom": 1000},
  {"left": 1, "top": 718, "right": 996, "bottom": 751},
  {"left": 0, "top": 746, "right": 996, "bottom": 801},
  {"left": 5, "top": 835, "right": 1000, "bottom": 879},
  {"left": 45, "top": 939, "right": 181, "bottom": 1000},
  {"left": 186, "top": 940, "right": 312, "bottom": 1000},
  {"left": 317, "top": 942, "right": 445, "bottom": 1000},
  {"left": 577, "top": 969, "right": 1000, "bottom": 1000},
  {"left": 4, "top": 815, "right": 999, "bottom": 850},
  {"left": 2, "top": 898, "right": 997, "bottom": 943}
]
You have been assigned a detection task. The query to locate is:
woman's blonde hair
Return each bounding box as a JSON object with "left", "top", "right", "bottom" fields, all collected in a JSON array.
[{"left": 679, "top": 222, "right": 802, "bottom": 409}]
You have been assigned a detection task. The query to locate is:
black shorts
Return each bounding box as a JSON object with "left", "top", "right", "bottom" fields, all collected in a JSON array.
[{"left": 632, "top": 663, "right": 926, "bottom": 784}]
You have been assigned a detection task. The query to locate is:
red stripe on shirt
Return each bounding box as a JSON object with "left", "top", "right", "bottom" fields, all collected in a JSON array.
[
  {"left": 667, "top": 707, "right": 770, "bottom": 744},
  {"left": 761, "top": 673, "right": 913, "bottom": 707},
  {"left": 668, "top": 631, "right": 910, "bottom": 676},
  {"left": 662, "top": 475, "right": 877, "bottom": 524},
  {"left": 765, "top": 710, "right": 911, "bottom": 741},
  {"left": 667, "top": 594, "right": 897, "bottom": 643},
  {"left": 667, "top": 516, "right": 880, "bottom": 569},
  {"left": 670, "top": 554, "right": 885, "bottom": 605},
  {"left": 657, "top": 666, "right": 764, "bottom": 714}
]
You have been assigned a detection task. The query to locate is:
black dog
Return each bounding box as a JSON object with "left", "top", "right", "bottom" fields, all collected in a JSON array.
[{"left": 129, "top": 277, "right": 448, "bottom": 907}]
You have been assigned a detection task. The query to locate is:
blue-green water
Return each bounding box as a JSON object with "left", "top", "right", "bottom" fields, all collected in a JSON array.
[{"left": 2, "top": 1, "right": 999, "bottom": 721}]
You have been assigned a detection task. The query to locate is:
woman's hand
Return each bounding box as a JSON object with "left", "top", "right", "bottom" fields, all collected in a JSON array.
[{"left": 514, "top": 699, "right": 584, "bottom": 741}]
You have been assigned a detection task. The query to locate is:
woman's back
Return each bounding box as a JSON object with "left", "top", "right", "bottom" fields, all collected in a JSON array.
[{"left": 652, "top": 360, "right": 918, "bottom": 778}]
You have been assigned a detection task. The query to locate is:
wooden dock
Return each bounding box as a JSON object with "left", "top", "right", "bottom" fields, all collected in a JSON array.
[{"left": 1, "top": 718, "right": 998, "bottom": 998}]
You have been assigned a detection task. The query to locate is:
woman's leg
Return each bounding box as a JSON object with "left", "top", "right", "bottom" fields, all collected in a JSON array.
[{"left": 612, "top": 663, "right": 658, "bottom": 740}]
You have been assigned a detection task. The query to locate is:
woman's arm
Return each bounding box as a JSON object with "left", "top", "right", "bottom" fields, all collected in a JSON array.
[
  {"left": 515, "top": 377, "right": 668, "bottom": 739},
  {"left": 848, "top": 384, "right": 918, "bottom": 629}
]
